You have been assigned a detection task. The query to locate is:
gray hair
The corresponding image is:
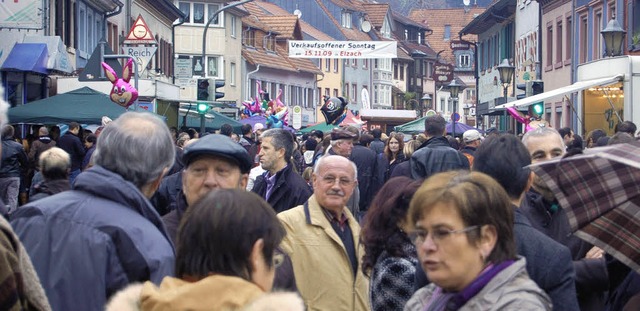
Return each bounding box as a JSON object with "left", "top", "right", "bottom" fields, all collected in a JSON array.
[
  {"left": 39, "top": 147, "right": 71, "bottom": 180},
  {"left": 521, "top": 126, "right": 565, "bottom": 150},
  {"left": 0, "top": 86, "right": 8, "bottom": 129},
  {"left": 261, "top": 128, "right": 294, "bottom": 162},
  {"left": 314, "top": 155, "right": 357, "bottom": 181},
  {"left": 93, "top": 112, "right": 175, "bottom": 188}
]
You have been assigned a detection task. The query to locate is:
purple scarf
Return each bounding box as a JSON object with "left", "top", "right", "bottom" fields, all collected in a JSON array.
[{"left": 422, "top": 259, "right": 515, "bottom": 311}]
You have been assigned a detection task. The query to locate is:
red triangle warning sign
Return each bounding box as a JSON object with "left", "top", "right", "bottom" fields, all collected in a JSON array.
[{"left": 124, "top": 15, "right": 157, "bottom": 44}]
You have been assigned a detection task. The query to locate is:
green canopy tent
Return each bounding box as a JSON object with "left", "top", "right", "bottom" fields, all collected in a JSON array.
[
  {"left": 298, "top": 122, "right": 338, "bottom": 134},
  {"left": 394, "top": 116, "right": 427, "bottom": 135},
  {"left": 182, "top": 110, "right": 243, "bottom": 133},
  {"left": 8, "top": 87, "right": 127, "bottom": 124}
]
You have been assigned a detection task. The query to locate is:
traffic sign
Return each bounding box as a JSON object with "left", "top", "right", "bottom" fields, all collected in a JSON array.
[
  {"left": 124, "top": 15, "right": 157, "bottom": 45},
  {"left": 123, "top": 46, "right": 157, "bottom": 74},
  {"left": 452, "top": 113, "right": 461, "bottom": 122}
]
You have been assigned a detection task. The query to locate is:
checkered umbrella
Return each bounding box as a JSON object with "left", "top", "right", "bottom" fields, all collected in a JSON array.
[{"left": 530, "top": 142, "right": 640, "bottom": 273}]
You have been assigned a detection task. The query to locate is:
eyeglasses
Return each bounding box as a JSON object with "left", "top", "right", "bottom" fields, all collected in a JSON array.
[
  {"left": 409, "top": 225, "right": 479, "bottom": 245},
  {"left": 319, "top": 175, "right": 355, "bottom": 187}
]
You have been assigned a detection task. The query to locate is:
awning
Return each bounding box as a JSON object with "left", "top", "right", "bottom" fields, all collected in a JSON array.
[
  {"left": 0, "top": 43, "right": 49, "bottom": 74},
  {"left": 23, "top": 36, "right": 75, "bottom": 73},
  {"left": 494, "top": 74, "right": 624, "bottom": 110}
]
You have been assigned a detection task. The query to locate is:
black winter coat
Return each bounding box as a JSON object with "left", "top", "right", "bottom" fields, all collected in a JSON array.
[
  {"left": 350, "top": 144, "right": 377, "bottom": 212},
  {"left": 409, "top": 136, "right": 469, "bottom": 180},
  {"left": 252, "top": 165, "right": 312, "bottom": 213},
  {"left": 0, "top": 138, "right": 27, "bottom": 178}
]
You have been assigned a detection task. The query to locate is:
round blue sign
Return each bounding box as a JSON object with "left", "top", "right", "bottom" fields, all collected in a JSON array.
[{"left": 452, "top": 113, "right": 461, "bottom": 122}]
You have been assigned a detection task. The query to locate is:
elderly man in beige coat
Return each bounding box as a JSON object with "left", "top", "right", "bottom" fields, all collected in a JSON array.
[{"left": 278, "top": 155, "right": 369, "bottom": 311}]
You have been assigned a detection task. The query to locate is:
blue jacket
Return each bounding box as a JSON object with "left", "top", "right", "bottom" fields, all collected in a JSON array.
[
  {"left": 11, "top": 166, "right": 175, "bottom": 311},
  {"left": 514, "top": 207, "right": 580, "bottom": 310}
]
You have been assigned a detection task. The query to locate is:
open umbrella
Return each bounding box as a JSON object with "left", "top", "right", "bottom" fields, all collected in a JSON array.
[{"left": 529, "top": 142, "right": 640, "bottom": 273}]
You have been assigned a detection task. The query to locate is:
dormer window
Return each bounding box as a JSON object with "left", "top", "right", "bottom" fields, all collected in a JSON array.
[
  {"left": 381, "top": 21, "right": 391, "bottom": 38},
  {"left": 264, "top": 34, "right": 275, "bottom": 51},
  {"left": 243, "top": 29, "right": 255, "bottom": 47},
  {"left": 341, "top": 11, "right": 352, "bottom": 28},
  {"left": 444, "top": 25, "right": 451, "bottom": 40}
]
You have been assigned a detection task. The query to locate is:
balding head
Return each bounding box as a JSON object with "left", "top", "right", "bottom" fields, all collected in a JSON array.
[{"left": 39, "top": 127, "right": 49, "bottom": 136}]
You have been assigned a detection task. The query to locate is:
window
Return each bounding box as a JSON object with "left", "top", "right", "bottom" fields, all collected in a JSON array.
[
  {"left": 192, "top": 56, "right": 204, "bottom": 76},
  {"left": 465, "top": 89, "right": 476, "bottom": 101},
  {"left": 264, "top": 35, "right": 275, "bottom": 51},
  {"left": 243, "top": 29, "right": 255, "bottom": 47},
  {"left": 374, "top": 85, "right": 379, "bottom": 104},
  {"left": 107, "top": 22, "right": 118, "bottom": 55},
  {"left": 400, "top": 65, "right": 404, "bottom": 80},
  {"left": 352, "top": 84, "right": 357, "bottom": 102},
  {"left": 55, "top": 0, "right": 76, "bottom": 49},
  {"left": 418, "top": 32, "right": 422, "bottom": 44},
  {"left": 444, "top": 25, "right": 451, "bottom": 40},
  {"left": 193, "top": 3, "right": 204, "bottom": 24},
  {"left": 634, "top": 0, "right": 640, "bottom": 44},
  {"left": 579, "top": 14, "right": 588, "bottom": 63},
  {"left": 374, "top": 59, "right": 378, "bottom": 69},
  {"left": 363, "top": 59, "right": 368, "bottom": 69},
  {"left": 459, "top": 54, "right": 471, "bottom": 67},
  {"left": 345, "top": 83, "right": 350, "bottom": 99},
  {"left": 546, "top": 23, "right": 553, "bottom": 69},
  {"left": 566, "top": 15, "right": 572, "bottom": 61},
  {"left": 178, "top": 2, "right": 223, "bottom": 26},
  {"left": 325, "top": 58, "right": 330, "bottom": 71},
  {"left": 404, "top": 29, "right": 409, "bottom": 40},
  {"left": 352, "top": 59, "right": 357, "bottom": 67},
  {"left": 394, "top": 64, "right": 398, "bottom": 79},
  {"left": 77, "top": 3, "right": 104, "bottom": 59},
  {"left": 230, "top": 15, "right": 237, "bottom": 37},
  {"left": 341, "top": 11, "right": 352, "bottom": 28},
  {"left": 381, "top": 21, "right": 391, "bottom": 38},
  {"left": 333, "top": 59, "right": 339, "bottom": 72},
  {"left": 230, "top": 63, "right": 236, "bottom": 86},
  {"left": 594, "top": 8, "right": 603, "bottom": 60},
  {"left": 556, "top": 20, "right": 563, "bottom": 67},
  {"left": 207, "top": 56, "right": 220, "bottom": 77},
  {"left": 333, "top": 89, "right": 338, "bottom": 97},
  {"left": 208, "top": 3, "right": 221, "bottom": 24},
  {"left": 324, "top": 88, "right": 330, "bottom": 97}
]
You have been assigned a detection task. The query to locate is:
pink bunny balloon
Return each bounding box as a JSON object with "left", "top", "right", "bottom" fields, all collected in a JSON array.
[{"left": 102, "top": 59, "right": 138, "bottom": 108}]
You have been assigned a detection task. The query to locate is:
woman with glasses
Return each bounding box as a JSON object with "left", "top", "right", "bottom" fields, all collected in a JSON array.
[
  {"left": 106, "top": 189, "right": 303, "bottom": 310},
  {"left": 405, "top": 171, "right": 551, "bottom": 311},
  {"left": 361, "top": 176, "right": 422, "bottom": 311}
]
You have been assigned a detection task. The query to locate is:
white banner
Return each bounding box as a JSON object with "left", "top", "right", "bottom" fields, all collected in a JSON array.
[
  {"left": 288, "top": 41, "right": 397, "bottom": 59},
  {"left": 0, "top": 0, "right": 44, "bottom": 29}
]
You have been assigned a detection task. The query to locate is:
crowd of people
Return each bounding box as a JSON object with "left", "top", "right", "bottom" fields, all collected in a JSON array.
[{"left": 1, "top": 88, "right": 640, "bottom": 310}]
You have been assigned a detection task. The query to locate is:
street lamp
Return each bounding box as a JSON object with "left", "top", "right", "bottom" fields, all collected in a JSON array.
[
  {"left": 496, "top": 58, "right": 515, "bottom": 132},
  {"left": 448, "top": 78, "right": 465, "bottom": 137},
  {"left": 421, "top": 93, "right": 432, "bottom": 117},
  {"left": 200, "top": 0, "right": 254, "bottom": 134},
  {"left": 601, "top": 17, "right": 626, "bottom": 57}
]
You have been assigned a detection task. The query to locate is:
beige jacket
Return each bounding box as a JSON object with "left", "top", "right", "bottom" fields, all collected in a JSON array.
[{"left": 278, "top": 195, "right": 370, "bottom": 311}]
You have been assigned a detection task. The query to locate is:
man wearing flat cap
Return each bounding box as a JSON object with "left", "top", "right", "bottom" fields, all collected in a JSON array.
[
  {"left": 162, "top": 134, "right": 253, "bottom": 243},
  {"left": 324, "top": 128, "right": 360, "bottom": 217}
]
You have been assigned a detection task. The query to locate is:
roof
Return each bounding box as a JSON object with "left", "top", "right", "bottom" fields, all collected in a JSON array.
[
  {"left": 460, "top": 0, "right": 516, "bottom": 35},
  {"left": 362, "top": 3, "right": 389, "bottom": 28},
  {"left": 258, "top": 16, "right": 301, "bottom": 39},
  {"left": 314, "top": 0, "right": 375, "bottom": 41},
  {"left": 409, "top": 7, "right": 485, "bottom": 63},
  {"left": 249, "top": 1, "right": 336, "bottom": 40}
]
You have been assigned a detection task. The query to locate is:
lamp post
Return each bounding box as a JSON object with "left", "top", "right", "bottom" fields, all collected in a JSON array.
[
  {"left": 421, "top": 93, "right": 432, "bottom": 117},
  {"left": 448, "top": 78, "right": 465, "bottom": 137},
  {"left": 200, "top": 0, "right": 254, "bottom": 134},
  {"left": 496, "top": 58, "right": 515, "bottom": 132},
  {"left": 601, "top": 16, "right": 626, "bottom": 57}
]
